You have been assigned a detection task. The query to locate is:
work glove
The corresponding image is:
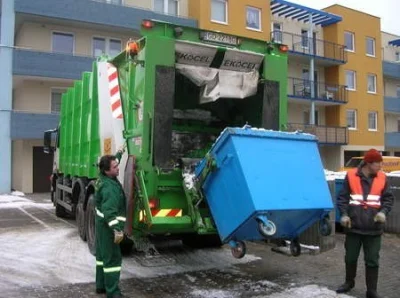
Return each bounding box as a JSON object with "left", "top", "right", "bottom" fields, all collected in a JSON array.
[
  {"left": 340, "top": 215, "right": 351, "bottom": 229},
  {"left": 113, "top": 230, "right": 124, "bottom": 244},
  {"left": 374, "top": 212, "right": 386, "bottom": 224}
]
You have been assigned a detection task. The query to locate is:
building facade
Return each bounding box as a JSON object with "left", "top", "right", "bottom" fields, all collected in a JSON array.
[{"left": 0, "top": 0, "right": 399, "bottom": 193}]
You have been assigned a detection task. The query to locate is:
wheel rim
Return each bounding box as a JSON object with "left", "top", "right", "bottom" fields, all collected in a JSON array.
[
  {"left": 231, "top": 241, "right": 246, "bottom": 259},
  {"left": 259, "top": 220, "right": 276, "bottom": 237}
]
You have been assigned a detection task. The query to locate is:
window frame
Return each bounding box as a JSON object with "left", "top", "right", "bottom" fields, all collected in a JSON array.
[
  {"left": 344, "top": 31, "right": 355, "bottom": 52},
  {"left": 50, "top": 87, "right": 67, "bottom": 114},
  {"left": 368, "top": 111, "right": 378, "bottom": 131},
  {"left": 367, "top": 73, "right": 377, "bottom": 94},
  {"left": 91, "top": 36, "right": 122, "bottom": 58},
  {"left": 346, "top": 109, "right": 357, "bottom": 130},
  {"left": 51, "top": 31, "right": 75, "bottom": 55},
  {"left": 246, "top": 6, "right": 262, "bottom": 32},
  {"left": 211, "top": 0, "right": 228, "bottom": 24},
  {"left": 153, "top": 0, "right": 179, "bottom": 15},
  {"left": 272, "top": 22, "right": 283, "bottom": 43},
  {"left": 345, "top": 70, "right": 356, "bottom": 91},
  {"left": 366, "top": 36, "right": 376, "bottom": 57}
]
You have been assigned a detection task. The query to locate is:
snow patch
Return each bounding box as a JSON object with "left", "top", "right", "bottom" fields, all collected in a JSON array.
[
  {"left": 0, "top": 194, "right": 53, "bottom": 209},
  {"left": 324, "top": 169, "right": 346, "bottom": 181},
  {"left": 191, "top": 289, "right": 238, "bottom": 298},
  {"left": 183, "top": 172, "right": 196, "bottom": 190},
  {"left": 11, "top": 191, "right": 25, "bottom": 197},
  {"left": 267, "top": 284, "right": 356, "bottom": 298}
]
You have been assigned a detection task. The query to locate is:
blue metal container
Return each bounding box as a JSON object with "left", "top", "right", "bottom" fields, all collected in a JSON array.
[{"left": 195, "top": 126, "right": 333, "bottom": 257}]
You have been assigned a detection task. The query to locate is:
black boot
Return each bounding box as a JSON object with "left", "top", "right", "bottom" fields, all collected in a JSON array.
[
  {"left": 336, "top": 263, "right": 357, "bottom": 293},
  {"left": 366, "top": 266, "right": 381, "bottom": 298}
]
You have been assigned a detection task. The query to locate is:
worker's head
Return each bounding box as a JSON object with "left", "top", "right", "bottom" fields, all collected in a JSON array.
[
  {"left": 99, "top": 155, "right": 119, "bottom": 178},
  {"left": 363, "top": 149, "right": 383, "bottom": 174}
]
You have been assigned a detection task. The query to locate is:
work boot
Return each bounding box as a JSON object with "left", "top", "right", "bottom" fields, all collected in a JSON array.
[
  {"left": 95, "top": 288, "right": 106, "bottom": 294},
  {"left": 336, "top": 263, "right": 357, "bottom": 293},
  {"left": 366, "top": 266, "right": 381, "bottom": 298}
]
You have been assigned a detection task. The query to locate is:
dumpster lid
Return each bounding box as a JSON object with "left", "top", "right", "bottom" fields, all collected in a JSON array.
[{"left": 210, "top": 126, "right": 317, "bottom": 153}]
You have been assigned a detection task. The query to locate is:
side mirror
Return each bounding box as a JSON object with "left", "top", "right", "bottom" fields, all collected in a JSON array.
[{"left": 44, "top": 129, "right": 56, "bottom": 154}]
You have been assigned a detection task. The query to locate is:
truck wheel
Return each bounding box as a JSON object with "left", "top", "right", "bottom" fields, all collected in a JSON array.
[
  {"left": 76, "top": 199, "right": 87, "bottom": 242},
  {"left": 55, "top": 203, "right": 68, "bottom": 218},
  {"left": 86, "top": 194, "right": 96, "bottom": 256}
]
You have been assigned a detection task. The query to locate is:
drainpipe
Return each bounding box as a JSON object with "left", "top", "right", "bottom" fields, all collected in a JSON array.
[
  {"left": 308, "top": 13, "right": 315, "bottom": 125},
  {"left": 0, "top": 0, "right": 15, "bottom": 194}
]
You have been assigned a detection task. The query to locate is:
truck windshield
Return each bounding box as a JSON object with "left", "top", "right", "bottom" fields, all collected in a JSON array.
[{"left": 345, "top": 158, "right": 362, "bottom": 168}]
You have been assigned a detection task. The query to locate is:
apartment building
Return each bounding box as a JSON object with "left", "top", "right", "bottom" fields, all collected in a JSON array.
[
  {"left": 0, "top": 0, "right": 196, "bottom": 194},
  {"left": 382, "top": 32, "right": 400, "bottom": 156},
  {"left": 0, "top": 0, "right": 397, "bottom": 193}
]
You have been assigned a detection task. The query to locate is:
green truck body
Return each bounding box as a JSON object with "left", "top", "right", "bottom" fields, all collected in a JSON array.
[{"left": 44, "top": 20, "right": 288, "bottom": 255}]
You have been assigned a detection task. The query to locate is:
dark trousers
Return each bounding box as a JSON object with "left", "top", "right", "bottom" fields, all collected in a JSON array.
[
  {"left": 345, "top": 233, "right": 381, "bottom": 268},
  {"left": 95, "top": 218, "right": 122, "bottom": 298}
]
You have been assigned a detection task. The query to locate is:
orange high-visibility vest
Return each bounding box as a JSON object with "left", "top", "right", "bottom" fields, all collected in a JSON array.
[{"left": 347, "top": 168, "right": 386, "bottom": 209}]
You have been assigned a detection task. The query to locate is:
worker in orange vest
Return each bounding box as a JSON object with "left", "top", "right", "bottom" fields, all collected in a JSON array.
[{"left": 336, "top": 149, "right": 394, "bottom": 298}]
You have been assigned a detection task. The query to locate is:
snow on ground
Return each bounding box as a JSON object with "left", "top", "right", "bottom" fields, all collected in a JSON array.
[
  {"left": 0, "top": 192, "right": 53, "bottom": 209},
  {"left": 324, "top": 169, "right": 346, "bottom": 181},
  {"left": 0, "top": 224, "right": 261, "bottom": 291}
]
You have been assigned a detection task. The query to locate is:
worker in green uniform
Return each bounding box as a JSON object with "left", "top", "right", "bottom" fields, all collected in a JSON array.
[
  {"left": 95, "top": 146, "right": 127, "bottom": 298},
  {"left": 336, "top": 149, "right": 394, "bottom": 298}
]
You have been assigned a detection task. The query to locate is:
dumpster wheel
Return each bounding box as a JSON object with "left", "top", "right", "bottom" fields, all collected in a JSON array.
[
  {"left": 290, "top": 239, "right": 301, "bottom": 257},
  {"left": 230, "top": 241, "right": 246, "bottom": 259},
  {"left": 319, "top": 217, "right": 332, "bottom": 237},
  {"left": 258, "top": 220, "right": 276, "bottom": 237}
]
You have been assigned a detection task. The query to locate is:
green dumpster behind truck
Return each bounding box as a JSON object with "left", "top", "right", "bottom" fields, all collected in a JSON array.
[{"left": 43, "top": 19, "right": 289, "bottom": 258}]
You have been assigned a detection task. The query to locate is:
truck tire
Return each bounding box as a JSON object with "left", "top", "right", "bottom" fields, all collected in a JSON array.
[
  {"left": 55, "top": 202, "right": 68, "bottom": 218},
  {"left": 86, "top": 194, "right": 96, "bottom": 256},
  {"left": 76, "top": 199, "right": 87, "bottom": 242}
]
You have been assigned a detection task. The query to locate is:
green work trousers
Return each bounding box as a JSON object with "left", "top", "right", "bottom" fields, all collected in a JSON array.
[
  {"left": 95, "top": 218, "right": 122, "bottom": 298},
  {"left": 345, "top": 232, "right": 382, "bottom": 268}
]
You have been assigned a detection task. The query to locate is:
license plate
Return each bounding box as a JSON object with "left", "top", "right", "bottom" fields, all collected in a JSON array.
[{"left": 200, "top": 31, "right": 239, "bottom": 46}]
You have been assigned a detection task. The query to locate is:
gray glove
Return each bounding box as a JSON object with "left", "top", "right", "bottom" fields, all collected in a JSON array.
[
  {"left": 340, "top": 215, "right": 351, "bottom": 228},
  {"left": 374, "top": 212, "right": 386, "bottom": 223},
  {"left": 114, "top": 230, "right": 124, "bottom": 244}
]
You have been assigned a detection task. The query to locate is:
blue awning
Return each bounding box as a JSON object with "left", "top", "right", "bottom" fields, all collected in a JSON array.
[
  {"left": 389, "top": 39, "right": 400, "bottom": 47},
  {"left": 271, "top": 0, "right": 342, "bottom": 27}
]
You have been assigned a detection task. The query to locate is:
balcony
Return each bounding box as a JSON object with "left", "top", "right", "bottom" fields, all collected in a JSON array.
[
  {"left": 385, "top": 96, "right": 400, "bottom": 114},
  {"left": 288, "top": 77, "right": 348, "bottom": 105},
  {"left": 271, "top": 31, "right": 347, "bottom": 66},
  {"left": 383, "top": 61, "right": 400, "bottom": 79},
  {"left": 14, "top": 0, "right": 197, "bottom": 31},
  {"left": 10, "top": 111, "right": 59, "bottom": 140},
  {"left": 386, "top": 132, "right": 400, "bottom": 148},
  {"left": 287, "top": 123, "right": 348, "bottom": 145},
  {"left": 13, "top": 49, "right": 95, "bottom": 80}
]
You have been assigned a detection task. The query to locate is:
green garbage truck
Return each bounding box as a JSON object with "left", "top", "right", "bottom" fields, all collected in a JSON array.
[{"left": 43, "top": 19, "right": 289, "bottom": 258}]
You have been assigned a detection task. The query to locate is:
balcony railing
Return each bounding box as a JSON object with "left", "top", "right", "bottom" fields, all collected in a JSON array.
[
  {"left": 271, "top": 31, "right": 347, "bottom": 63},
  {"left": 383, "top": 61, "right": 400, "bottom": 79},
  {"left": 10, "top": 111, "right": 60, "bottom": 140},
  {"left": 287, "top": 123, "right": 348, "bottom": 145},
  {"left": 386, "top": 132, "right": 400, "bottom": 148},
  {"left": 288, "top": 77, "right": 348, "bottom": 104},
  {"left": 384, "top": 96, "right": 400, "bottom": 113}
]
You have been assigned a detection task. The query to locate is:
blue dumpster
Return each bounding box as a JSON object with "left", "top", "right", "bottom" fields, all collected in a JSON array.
[{"left": 195, "top": 126, "right": 333, "bottom": 258}]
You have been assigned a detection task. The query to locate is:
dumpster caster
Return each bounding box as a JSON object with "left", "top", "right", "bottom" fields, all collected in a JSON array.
[
  {"left": 319, "top": 217, "right": 332, "bottom": 236},
  {"left": 229, "top": 240, "right": 246, "bottom": 259},
  {"left": 290, "top": 239, "right": 301, "bottom": 257},
  {"left": 257, "top": 220, "right": 276, "bottom": 237}
]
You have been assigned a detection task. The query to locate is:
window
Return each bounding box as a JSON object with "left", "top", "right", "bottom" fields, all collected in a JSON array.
[
  {"left": 347, "top": 109, "right": 357, "bottom": 129},
  {"left": 301, "top": 30, "right": 308, "bottom": 48},
  {"left": 154, "top": 0, "right": 178, "bottom": 15},
  {"left": 52, "top": 32, "right": 74, "bottom": 54},
  {"left": 396, "top": 52, "right": 400, "bottom": 62},
  {"left": 51, "top": 89, "right": 65, "bottom": 113},
  {"left": 345, "top": 70, "right": 356, "bottom": 90},
  {"left": 366, "top": 37, "right": 375, "bottom": 56},
  {"left": 367, "top": 74, "right": 377, "bottom": 93},
  {"left": 397, "top": 86, "right": 400, "bottom": 98},
  {"left": 303, "top": 110, "right": 319, "bottom": 125},
  {"left": 103, "top": 0, "right": 122, "bottom": 4},
  {"left": 397, "top": 118, "right": 400, "bottom": 132},
  {"left": 246, "top": 6, "right": 261, "bottom": 31},
  {"left": 211, "top": 0, "right": 227, "bottom": 23},
  {"left": 368, "top": 111, "right": 378, "bottom": 131},
  {"left": 344, "top": 31, "right": 355, "bottom": 52},
  {"left": 92, "top": 37, "right": 121, "bottom": 58},
  {"left": 272, "top": 22, "right": 282, "bottom": 43}
]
